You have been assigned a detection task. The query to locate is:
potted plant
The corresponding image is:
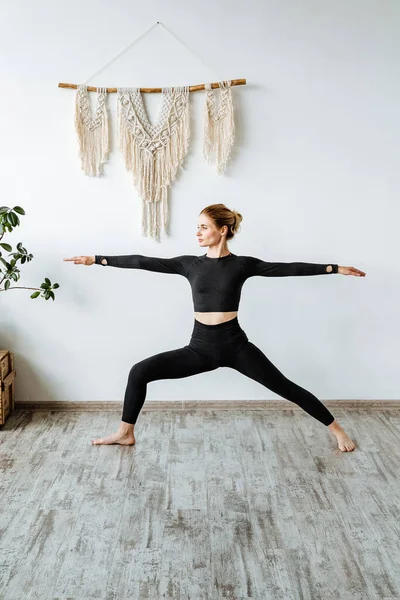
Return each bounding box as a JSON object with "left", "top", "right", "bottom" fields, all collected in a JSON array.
[{"left": 0, "top": 205, "right": 60, "bottom": 424}]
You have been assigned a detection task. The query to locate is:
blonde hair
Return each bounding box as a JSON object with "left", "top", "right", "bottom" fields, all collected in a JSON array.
[{"left": 200, "top": 203, "right": 243, "bottom": 240}]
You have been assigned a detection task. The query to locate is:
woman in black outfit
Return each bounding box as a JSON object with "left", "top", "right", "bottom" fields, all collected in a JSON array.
[{"left": 64, "top": 204, "right": 365, "bottom": 451}]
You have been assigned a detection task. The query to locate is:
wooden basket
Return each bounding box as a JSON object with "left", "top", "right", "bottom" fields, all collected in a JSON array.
[{"left": 0, "top": 350, "right": 16, "bottom": 426}]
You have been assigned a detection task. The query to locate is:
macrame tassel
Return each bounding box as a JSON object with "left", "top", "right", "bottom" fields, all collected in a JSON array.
[
  {"left": 203, "top": 80, "right": 235, "bottom": 174},
  {"left": 75, "top": 84, "right": 109, "bottom": 177},
  {"left": 117, "top": 86, "right": 190, "bottom": 242}
]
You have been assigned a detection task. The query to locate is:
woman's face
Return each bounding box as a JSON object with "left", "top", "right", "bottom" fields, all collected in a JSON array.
[{"left": 197, "top": 214, "right": 224, "bottom": 248}]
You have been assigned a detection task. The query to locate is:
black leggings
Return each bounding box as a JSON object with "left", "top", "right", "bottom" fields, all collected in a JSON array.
[{"left": 122, "top": 316, "right": 335, "bottom": 427}]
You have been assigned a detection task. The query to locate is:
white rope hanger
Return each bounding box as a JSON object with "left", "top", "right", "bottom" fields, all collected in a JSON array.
[{"left": 58, "top": 21, "right": 246, "bottom": 92}]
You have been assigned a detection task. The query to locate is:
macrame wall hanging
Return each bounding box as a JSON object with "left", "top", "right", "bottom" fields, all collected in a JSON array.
[
  {"left": 74, "top": 84, "right": 109, "bottom": 176},
  {"left": 117, "top": 86, "right": 190, "bottom": 240},
  {"left": 59, "top": 21, "right": 246, "bottom": 242},
  {"left": 203, "top": 80, "right": 235, "bottom": 174}
]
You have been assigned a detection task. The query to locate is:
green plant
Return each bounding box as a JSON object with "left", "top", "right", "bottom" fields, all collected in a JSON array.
[{"left": 0, "top": 206, "right": 59, "bottom": 300}]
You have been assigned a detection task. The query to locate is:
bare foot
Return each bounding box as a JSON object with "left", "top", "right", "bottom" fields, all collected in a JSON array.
[
  {"left": 335, "top": 432, "right": 355, "bottom": 452},
  {"left": 91, "top": 427, "right": 135, "bottom": 446},
  {"left": 327, "top": 420, "right": 356, "bottom": 452}
]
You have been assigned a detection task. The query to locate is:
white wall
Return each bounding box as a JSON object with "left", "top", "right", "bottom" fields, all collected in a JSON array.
[{"left": 0, "top": 0, "right": 399, "bottom": 406}]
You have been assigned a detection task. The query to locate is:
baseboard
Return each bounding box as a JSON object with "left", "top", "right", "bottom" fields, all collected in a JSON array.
[{"left": 13, "top": 399, "right": 400, "bottom": 412}]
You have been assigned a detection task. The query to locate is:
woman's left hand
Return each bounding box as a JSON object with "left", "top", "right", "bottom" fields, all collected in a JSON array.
[{"left": 338, "top": 266, "right": 366, "bottom": 277}]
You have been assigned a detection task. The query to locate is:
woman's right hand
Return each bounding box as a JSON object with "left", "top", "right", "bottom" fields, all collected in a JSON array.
[
  {"left": 63, "top": 256, "right": 95, "bottom": 266},
  {"left": 337, "top": 266, "right": 366, "bottom": 277}
]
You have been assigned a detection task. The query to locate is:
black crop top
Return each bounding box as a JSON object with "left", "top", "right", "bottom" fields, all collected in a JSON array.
[{"left": 95, "top": 253, "right": 338, "bottom": 312}]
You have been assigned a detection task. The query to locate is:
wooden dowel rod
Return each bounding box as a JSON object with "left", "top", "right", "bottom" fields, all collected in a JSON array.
[{"left": 58, "top": 78, "right": 246, "bottom": 93}]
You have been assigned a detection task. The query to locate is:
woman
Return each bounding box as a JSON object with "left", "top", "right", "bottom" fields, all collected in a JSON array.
[{"left": 64, "top": 204, "right": 365, "bottom": 451}]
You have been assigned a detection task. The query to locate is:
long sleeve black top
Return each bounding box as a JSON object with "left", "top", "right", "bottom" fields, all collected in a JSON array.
[{"left": 95, "top": 253, "right": 338, "bottom": 312}]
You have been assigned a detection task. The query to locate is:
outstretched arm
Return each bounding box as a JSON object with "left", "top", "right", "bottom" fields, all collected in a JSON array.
[
  {"left": 64, "top": 254, "right": 196, "bottom": 277},
  {"left": 242, "top": 256, "right": 339, "bottom": 277},
  {"left": 242, "top": 257, "right": 366, "bottom": 277},
  {"left": 94, "top": 254, "right": 195, "bottom": 277}
]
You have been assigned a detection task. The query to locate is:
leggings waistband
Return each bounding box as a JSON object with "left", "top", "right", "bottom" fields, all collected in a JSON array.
[
  {"left": 191, "top": 316, "right": 246, "bottom": 346},
  {"left": 193, "top": 316, "right": 239, "bottom": 330}
]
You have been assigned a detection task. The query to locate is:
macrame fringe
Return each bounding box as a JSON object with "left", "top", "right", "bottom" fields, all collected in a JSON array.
[
  {"left": 75, "top": 85, "right": 109, "bottom": 177},
  {"left": 203, "top": 80, "right": 235, "bottom": 174},
  {"left": 117, "top": 87, "right": 190, "bottom": 242}
]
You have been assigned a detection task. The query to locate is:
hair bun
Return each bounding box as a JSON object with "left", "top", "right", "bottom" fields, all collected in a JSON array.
[{"left": 232, "top": 209, "right": 243, "bottom": 233}]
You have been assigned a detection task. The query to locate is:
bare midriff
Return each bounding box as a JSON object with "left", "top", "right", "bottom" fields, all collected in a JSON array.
[{"left": 194, "top": 311, "right": 238, "bottom": 325}]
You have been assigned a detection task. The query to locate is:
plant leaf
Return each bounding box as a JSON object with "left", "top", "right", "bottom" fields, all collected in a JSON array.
[
  {"left": 6, "top": 213, "right": 15, "bottom": 227},
  {"left": 13, "top": 206, "right": 26, "bottom": 215}
]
